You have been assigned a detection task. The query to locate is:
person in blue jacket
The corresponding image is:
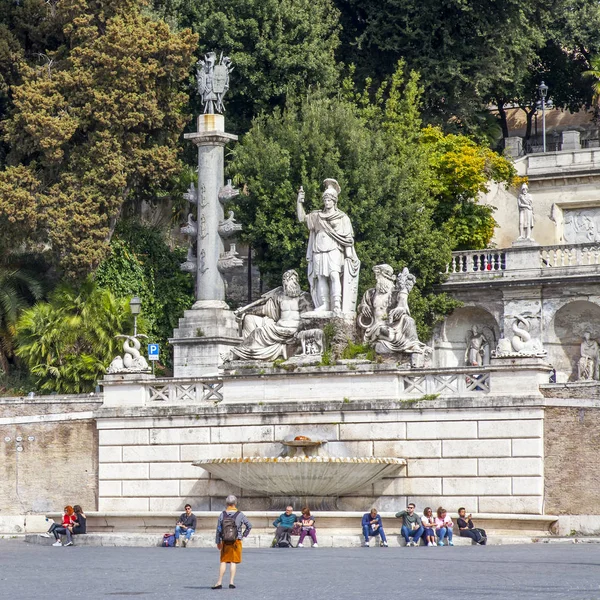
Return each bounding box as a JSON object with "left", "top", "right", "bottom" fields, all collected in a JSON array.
[
  {"left": 361, "top": 508, "right": 388, "bottom": 547},
  {"left": 272, "top": 505, "right": 297, "bottom": 546}
]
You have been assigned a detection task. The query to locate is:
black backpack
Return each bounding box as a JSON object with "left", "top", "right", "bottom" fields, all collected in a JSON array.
[
  {"left": 277, "top": 531, "right": 292, "bottom": 548},
  {"left": 221, "top": 511, "right": 240, "bottom": 543}
]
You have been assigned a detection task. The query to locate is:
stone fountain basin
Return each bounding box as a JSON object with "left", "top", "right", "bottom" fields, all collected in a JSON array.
[{"left": 193, "top": 457, "right": 406, "bottom": 496}]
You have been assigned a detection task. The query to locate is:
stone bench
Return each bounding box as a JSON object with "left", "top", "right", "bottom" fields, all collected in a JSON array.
[{"left": 44, "top": 511, "right": 558, "bottom": 537}]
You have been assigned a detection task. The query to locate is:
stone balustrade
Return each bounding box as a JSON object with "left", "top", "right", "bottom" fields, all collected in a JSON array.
[
  {"left": 446, "top": 241, "right": 600, "bottom": 281},
  {"left": 146, "top": 378, "right": 223, "bottom": 404}
]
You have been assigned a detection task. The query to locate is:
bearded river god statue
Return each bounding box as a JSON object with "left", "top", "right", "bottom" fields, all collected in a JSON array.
[
  {"left": 225, "top": 270, "right": 313, "bottom": 362},
  {"left": 357, "top": 265, "right": 431, "bottom": 364},
  {"left": 297, "top": 179, "right": 360, "bottom": 317}
]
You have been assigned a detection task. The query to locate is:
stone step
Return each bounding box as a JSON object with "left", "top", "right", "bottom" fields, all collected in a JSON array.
[{"left": 25, "top": 532, "right": 556, "bottom": 548}]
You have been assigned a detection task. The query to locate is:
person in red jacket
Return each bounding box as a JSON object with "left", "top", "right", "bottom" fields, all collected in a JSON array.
[{"left": 41, "top": 505, "right": 76, "bottom": 546}]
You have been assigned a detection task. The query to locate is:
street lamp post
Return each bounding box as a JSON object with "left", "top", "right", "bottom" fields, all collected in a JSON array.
[
  {"left": 129, "top": 296, "right": 141, "bottom": 337},
  {"left": 539, "top": 81, "right": 548, "bottom": 153}
]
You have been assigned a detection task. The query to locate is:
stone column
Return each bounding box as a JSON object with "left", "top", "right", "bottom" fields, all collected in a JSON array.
[{"left": 171, "top": 115, "right": 241, "bottom": 376}]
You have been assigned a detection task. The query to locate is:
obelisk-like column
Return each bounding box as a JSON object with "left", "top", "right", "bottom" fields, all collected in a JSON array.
[
  {"left": 185, "top": 114, "right": 237, "bottom": 306},
  {"left": 170, "top": 53, "right": 241, "bottom": 376}
]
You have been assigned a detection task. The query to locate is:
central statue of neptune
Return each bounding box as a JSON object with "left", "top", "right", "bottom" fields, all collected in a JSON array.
[{"left": 296, "top": 179, "right": 360, "bottom": 316}]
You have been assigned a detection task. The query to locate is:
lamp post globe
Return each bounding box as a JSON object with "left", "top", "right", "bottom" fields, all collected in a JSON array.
[
  {"left": 539, "top": 81, "right": 548, "bottom": 153},
  {"left": 129, "top": 296, "right": 142, "bottom": 336}
]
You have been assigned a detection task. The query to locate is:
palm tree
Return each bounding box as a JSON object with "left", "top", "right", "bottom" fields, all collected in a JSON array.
[
  {"left": 583, "top": 55, "right": 600, "bottom": 107},
  {"left": 0, "top": 265, "right": 43, "bottom": 374},
  {"left": 15, "top": 280, "right": 134, "bottom": 393}
]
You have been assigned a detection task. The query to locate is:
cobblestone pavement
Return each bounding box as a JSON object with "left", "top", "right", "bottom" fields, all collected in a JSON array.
[{"left": 2, "top": 539, "right": 600, "bottom": 599}]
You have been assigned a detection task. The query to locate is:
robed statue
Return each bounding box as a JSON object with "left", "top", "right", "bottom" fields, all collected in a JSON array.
[
  {"left": 228, "top": 270, "right": 313, "bottom": 361},
  {"left": 577, "top": 331, "right": 599, "bottom": 381},
  {"left": 517, "top": 183, "right": 534, "bottom": 241},
  {"left": 296, "top": 179, "right": 360, "bottom": 316}
]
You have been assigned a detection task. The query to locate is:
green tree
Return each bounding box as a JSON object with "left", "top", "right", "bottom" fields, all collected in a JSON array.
[
  {"left": 15, "top": 280, "right": 133, "bottom": 393},
  {"left": 95, "top": 221, "right": 195, "bottom": 369},
  {"left": 0, "top": 257, "right": 44, "bottom": 374},
  {"left": 173, "top": 0, "right": 341, "bottom": 132},
  {"left": 0, "top": 0, "right": 198, "bottom": 279}
]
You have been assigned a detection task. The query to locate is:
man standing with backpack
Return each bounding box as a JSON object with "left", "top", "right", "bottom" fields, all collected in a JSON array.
[{"left": 212, "top": 495, "right": 252, "bottom": 590}]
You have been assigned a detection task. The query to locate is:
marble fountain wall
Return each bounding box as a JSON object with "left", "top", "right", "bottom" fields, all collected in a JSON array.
[{"left": 97, "top": 369, "right": 549, "bottom": 515}]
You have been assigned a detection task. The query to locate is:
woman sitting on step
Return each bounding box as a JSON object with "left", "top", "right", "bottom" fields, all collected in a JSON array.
[{"left": 297, "top": 508, "right": 318, "bottom": 548}]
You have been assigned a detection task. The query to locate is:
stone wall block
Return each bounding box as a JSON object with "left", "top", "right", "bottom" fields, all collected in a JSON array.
[
  {"left": 241, "top": 442, "right": 288, "bottom": 458},
  {"left": 98, "top": 429, "right": 149, "bottom": 446},
  {"left": 98, "top": 498, "right": 150, "bottom": 511},
  {"left": 442, "top": 439, "right": 511, "bottom": 458},
  {"left": 478, "top": 420, "right": 543, "bottom": 439},
  {"left": 442, "top": 477, "right": 511, "bottom": 496},
  {"left": 478, "top": 496, "right": 543, "bottom": 514},
  {"left": 99, "top": 463, "right": 149, "bottom": 480},
  {"left": 407, "top": 421, "right": 477, "bottom": 440},
  {"left": 408, "top": 459, "right": 478, "bottom": 477},
  {"left": 373, "top": 477, "right": 442, "bottom": 497},
  {"left": 122, "top": 480, "right": 180, "bottom": 497},
  {"left": 405, "top": 496, "right": 479, "bottom": 513},
  {"left": 122, "top": 445, "right": 180, "bottom": 463},
  {"left": 211, "top": 426, "right": 273, "bottom": 444},
  {"left": 478, "top": 458, "right": 543, "bottom": 477},
  {"left": 512, "top": 477, "right": 543, "bottom": 495},
  {"left": 339, "top": 422, "right": 406, "bottom": 441},
  {"left": 373, "top": 440, "right": 442, "bottom": 459},
  {"left": 274, "top": 424, "right": 339, "bottom": 442},
  {"left": 150, "top": 428, "right": 210, "bottom": 445},
  {"left": 511, "top": 438, "right": 543, "bottom": 457},
  {"left": 150, "top": 497, "right": 211, "bottom": 512},
  {"left": 206, "top": 479, "right": 242, "bottom": 497},
  {"left": 99, "top": 446, "right": 122, "bottom": 463},
  {"left": 98, "top": 481, "right": 122, "bottom": 497},
  {"left": 321, "top": 441, "right": 373, "bottom": 457},
  {"left": 180, "top": 443, "right": 242, "bottom": 461},
  {"left": 150, "top": 463, "right": 207, "bottom": 480}
]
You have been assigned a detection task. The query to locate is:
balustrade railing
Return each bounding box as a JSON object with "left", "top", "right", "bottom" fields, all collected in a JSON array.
[
  {"left": 145, "top": 378, "right": 223, "bottom": 404},
  {"left": 446, "top": 251, "right": 507, "bottom": 274},
  {"left": 399, "top": 371, "right": 490, "bottom": 396},
  {"left": 540, "top": 243, "right": 600, "bottom": 269}
]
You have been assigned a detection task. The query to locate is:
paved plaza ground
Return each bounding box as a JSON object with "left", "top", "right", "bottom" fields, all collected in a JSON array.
[{"left": 2, "top": 539, "right": 600, "bottom": 599}]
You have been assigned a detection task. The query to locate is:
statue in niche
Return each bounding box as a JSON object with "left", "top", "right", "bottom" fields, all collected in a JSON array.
[
  {"left": 577, "top": 331, "right": 599, "bottom": 381},
  {"left": 357, "top": 265, "right": 431, "bottom": 360},
  {"left": 296, "top": 179, "right": 360, "bottom": 316},
  {"left": 517, "top": 183, "right": 535, "bottom": 241},
  {"left": 464, "top": 325, "right": 494, "bottom": 367},
  {"left": 227, "top": 270, "right": 313, "bottom": 361}
]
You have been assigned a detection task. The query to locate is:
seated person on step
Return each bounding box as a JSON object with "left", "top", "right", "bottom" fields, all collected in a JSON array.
[
  {"left": 395, "top": 503, "right": 424, "bottom": 546},
  {"left": 70, "top": 505, "right": 87, "bottom": 541},
  {"left": 435, "top": 507, "right": 454, "bottom": 546},
  {"left": 456, "top": 508, "right": 487, "bottom": 545},
  {"left": 297, "top": 507, "right": 318, "bottom": 548},
  {"left": 361, "top": 508, "right": 388, "bottom": 547},
  {"left": 421, "top": 507, "right": 436, "bottom": 547},
  {"left": 272, "top": 506, "right": 298, "bottom": 547},
  {"left": 175, "top": 504, "right": 197, "bottom": 547}
]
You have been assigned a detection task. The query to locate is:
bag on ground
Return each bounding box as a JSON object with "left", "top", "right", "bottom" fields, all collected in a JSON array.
[
  {"left": 221, "top": 511, "right": 240, "bottom": 543},
  {"left": 277, "top": 531, "right": 293, "bottom": 548},
  {"left": 162, "top": 533, "right": 175, "bottom": 547}
]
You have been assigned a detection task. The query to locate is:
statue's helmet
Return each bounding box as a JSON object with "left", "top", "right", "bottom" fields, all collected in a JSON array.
[
  {"left": 322, "top": 178, "right": 341, "bottom": 204},
  {"left": 521, "top": 182, "right": 529, "bottom": 193},
  {"left": 373, "top": 264, "right": 395, "bottom": 282}
]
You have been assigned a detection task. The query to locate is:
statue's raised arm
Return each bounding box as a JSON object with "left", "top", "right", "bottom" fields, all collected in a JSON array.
[{"left": 296, "top": 186, "right": 306, "bottom": 223}]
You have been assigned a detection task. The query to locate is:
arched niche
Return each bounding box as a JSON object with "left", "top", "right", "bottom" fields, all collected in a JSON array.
[
  {"left": 550, "top": 300, "right": 600, "bottom": 382},
  {"left": 434, "top": 306, "right": 500, "bottom": 368}
]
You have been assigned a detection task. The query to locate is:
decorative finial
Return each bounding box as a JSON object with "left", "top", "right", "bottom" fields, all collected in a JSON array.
[{"left": 196, "top": 52, "right": 233, "bottom": 114}]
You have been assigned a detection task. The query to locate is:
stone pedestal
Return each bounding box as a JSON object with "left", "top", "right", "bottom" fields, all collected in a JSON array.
[
  {"left": 101, "top": 373, "right": 155, "bottom": 406},
  {"left": 490, "top": 355, "right": 552, "bottom": 396},
  {"left": 171, "top": 301, "right": 240, "bottom": 377},
  {"left": 504, "top": 136, "right": 523, "bottom": 158},
  {"left": 561, "top": 130, "right": 581, "bottom": 151}
]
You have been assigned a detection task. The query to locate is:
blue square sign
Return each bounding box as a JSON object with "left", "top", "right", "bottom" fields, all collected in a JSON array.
[{"left": 148, "top": 344, "right": 160, "bottom": 361}]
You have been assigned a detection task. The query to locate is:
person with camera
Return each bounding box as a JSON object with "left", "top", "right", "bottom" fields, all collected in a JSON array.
[{"left": 456, "top": 507, "right": 487, "bottom": 545}]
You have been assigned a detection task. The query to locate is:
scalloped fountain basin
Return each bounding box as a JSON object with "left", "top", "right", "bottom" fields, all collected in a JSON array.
[{"left": 193, "top": 456, "right": 406, "bottom": 496}]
